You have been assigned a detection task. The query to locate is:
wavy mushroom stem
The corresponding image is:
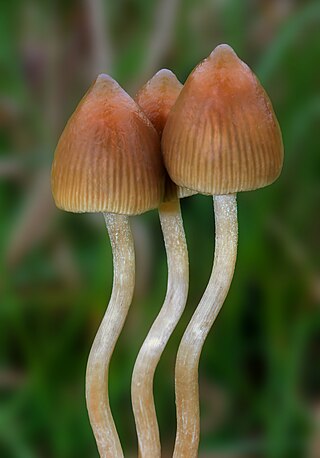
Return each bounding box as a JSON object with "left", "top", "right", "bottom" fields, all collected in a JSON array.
[
  {"left": 174, "top": 194, "right": 238, "bottom": 458},
  {"left": 132, "top": 198, "right": 189, "bottom": 458},
  {"left": 86, "top": 213, "right": 135, "bottom": 458}
]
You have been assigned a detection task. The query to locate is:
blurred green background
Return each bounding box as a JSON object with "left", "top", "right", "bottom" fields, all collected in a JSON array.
[{"left": 1, "top": 0, "right": 320, "bottom": 457}]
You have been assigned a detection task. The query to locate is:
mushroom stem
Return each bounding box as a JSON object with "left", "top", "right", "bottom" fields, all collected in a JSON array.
[
  {"left": 173, "top": 194, "right": 238, "bottom": 458},
  {"left": 86, "top": 213, "right": 135, "bottom": 458},
  {"left": 132, "top": 198, "right": 189, "bottom": 458}
]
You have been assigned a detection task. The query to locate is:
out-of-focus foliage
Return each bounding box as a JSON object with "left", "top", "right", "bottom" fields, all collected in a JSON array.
[{"left": 1, "top": 0, "right": 319, "bottom": 457}]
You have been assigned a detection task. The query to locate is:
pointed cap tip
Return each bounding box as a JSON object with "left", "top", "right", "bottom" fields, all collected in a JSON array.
[
  {"left": 209, "top": 44, "right": 238, "bottom": 62},
  {"left": 94, "top": 73, "right": 116, "bottom": 85},
  {"left": 147, "top": 68, "right": 182, "bottom": 88},
  {"left": 96, "top": 73, "right": 111, "bottom": 81},
  {"left": 93, "top": 73, "right": 121, "bottom": 90},
  {"left": 154, "top": 68, "right": 176, "bottom": 78}
]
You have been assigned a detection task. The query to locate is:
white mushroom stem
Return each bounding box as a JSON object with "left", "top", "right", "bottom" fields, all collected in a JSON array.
[
  {"left": 173, "top": 194, "right": 238, "bottom": 458},
  {"left": 131, "top": 198, "right": 189, "bottom": 458},
  {"left": 86, "top": 213, "right": 135, "bottom": 458}
]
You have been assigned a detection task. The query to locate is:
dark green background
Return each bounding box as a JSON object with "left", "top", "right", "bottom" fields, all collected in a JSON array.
[{"left": 1, "top": 1, "right": 319, "bottom": 457}]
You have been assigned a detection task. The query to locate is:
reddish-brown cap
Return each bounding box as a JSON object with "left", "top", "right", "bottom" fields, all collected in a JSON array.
[
  {"left": 162, "top": 44, "right": 284, "bottom": 195},
  {"left": 135, "top": 69, "right": 195, "bottom": 201},
  {"left": 51, "top": 74, "right": 165, "bottom": 214},
  {"left": 135, "top": 69, "right": 183, "bottom": 136}
]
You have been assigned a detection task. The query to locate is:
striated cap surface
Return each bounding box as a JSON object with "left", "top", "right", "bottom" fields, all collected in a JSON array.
[
  {"left": 135, "top": 69, "right": 183, "bottom": 136},
  {"left": 51, "top": 74, "right": 164, "bottom": 214},
  {"left": 162, "top": 44, "right": 284, "bottom": 195},
  {"left": 135, "top": 69, "right": 195, "bottom": 201}
]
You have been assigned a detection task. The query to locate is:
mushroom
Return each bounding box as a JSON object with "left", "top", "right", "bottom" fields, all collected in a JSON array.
[
  {"left": 162, "top": 44, "right": 284, "bottom": 456},
  {"left": 132, "top": 69, "right": 190, "bottom": 458},
  {"left": 51, "top": 74, "right": 164, "bottom": 458}
]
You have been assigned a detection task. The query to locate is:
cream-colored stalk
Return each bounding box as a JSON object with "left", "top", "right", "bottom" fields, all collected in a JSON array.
[
  {"left": 86, "top": 213, "right": 135, "bottom": 458},
  {"left": 51, "top": 74, "right": 165, "bottom": 457},
  {"left": 132, "top": 198, "right": 188, "bottom": 457},
  {"left": 162, "top": 45, "right": 283, "bottom": 457},
  {"left": 174, "top": 194, "right": 238, "bottom": 457},
  {"left": 132, "top": 69, "right": 190, "bottom": 458}
]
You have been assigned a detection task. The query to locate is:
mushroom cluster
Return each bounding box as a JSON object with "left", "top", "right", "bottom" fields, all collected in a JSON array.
[{"left": 51, "top": 44, "right": 283, "bottom": 458}]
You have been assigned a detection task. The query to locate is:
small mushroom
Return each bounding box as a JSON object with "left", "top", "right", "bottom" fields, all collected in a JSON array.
[
  {"left": 162, "top": 44, "right": 284, "bottom": 456},
  {"left": 51, "top": 74, "right": 164, "bottom": 458},
  {"left": 132, "top": 69, "right": 190, "bottom": 458}
]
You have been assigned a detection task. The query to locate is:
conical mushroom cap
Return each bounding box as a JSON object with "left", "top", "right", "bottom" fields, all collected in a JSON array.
[
  {"left": 135, "top": 69, "right": 183, "bottom": 136},
  {"left": 135, "top": 69, "right": 195, "bottom": 201},
  {"left": 162, "top": 44, "right": 284, "bottom": 195},
  {"left": 51, "top": 74, "right": 164, "bottom": 214}
]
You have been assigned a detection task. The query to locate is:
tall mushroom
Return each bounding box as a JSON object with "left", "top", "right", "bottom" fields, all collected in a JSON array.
[
  {"left": 51, "top": 74, "right": 164, "bottom": 458},
  {"left": 162, "top": 44, "right": 284, "bottom": 456},
  {"left": 132, "top": 69, "right": 190, "bottom": 458}
]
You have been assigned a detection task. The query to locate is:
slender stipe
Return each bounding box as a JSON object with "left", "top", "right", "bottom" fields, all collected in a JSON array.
[
  {"left": 174, "top": 194, "right": 238, "bottom": 457},
  {"left": 132, "top": 198, "right": 189, "bottom": 458},
  {"left": 86, "top": 213, "right": 135, "bottom": 458}
]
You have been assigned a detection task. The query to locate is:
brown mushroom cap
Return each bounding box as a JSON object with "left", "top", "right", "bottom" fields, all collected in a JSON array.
[
  {"left": 135, "top": 69, "right": 183, "bottom": 136},
  {"left": 135, "top": 69, "right": 195, "bottom": 201},
  {"left": 162, "top": 44, "right": 284, "bottom": 195},
  {"left": 51, "top": 74, "right": 164, "bottom": 214}
]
